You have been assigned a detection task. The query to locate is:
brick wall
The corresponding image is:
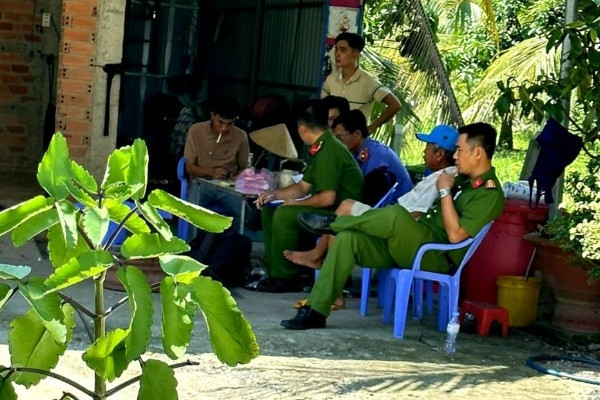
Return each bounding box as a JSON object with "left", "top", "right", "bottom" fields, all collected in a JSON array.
[
  {"left": 56, "top": 0, "right": 98, "bottom": 161},
  {"left": 0, "top": 0, "right": 102, "bottom": 172},
  {"left": 0, "top": 0, "right": 45, "bottom": 171}
]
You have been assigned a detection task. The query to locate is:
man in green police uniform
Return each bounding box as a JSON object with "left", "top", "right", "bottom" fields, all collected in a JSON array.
[
  {"left": 251, "top": 99, "right": 363, "bottom": 293},
  {"left": 281, "top": 122, "right": 505, "bottom": 329}
]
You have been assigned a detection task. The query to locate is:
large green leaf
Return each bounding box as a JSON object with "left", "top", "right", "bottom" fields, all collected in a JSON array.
[
  {"left": 129, "top": 138, "right": 148, "bottom": 201},
  {"left": 160, "top": 278, "right": 196, "bottom": 359},
  {"left": 105, "top": 201, "right": 150, "bottom": 236},
  {"left": 44, "top": 250, "right": 115, "bottom": 293},
  {"left": 36, "top": 133, "right": 72, "bottom": 200},
  {"left": 116, "top": 266, "right": 153, "bottom": 361},
  {"left": 18, "top": 277, "right": 67, "bottom": 344},
  {"left": 55, "top": 199, "right": 78, "bottom": 249},
  {"left": 82, "top": 205, "right": 110, "bottom": 247},
  {"left": 70, "top": 160, "right": 97, "bottom": 193},
  {"left": 0, "top": 196, "right": 52, "bottom": 237},
  {"left": 103, "top": 182, "right": 144, "bottom": 204},
  {"left": 64, "top": 180, "right": 97, "bottom": 208},
  {"left": 138, "top": 359, "right": 178, "bottom": 400},
  {"left": 159, "top": 255, "right": 204, "bottom": 280},
  {"left": 190, "top": 276, "right": 259, "bottom": 366},
  {"left": 0, "top": 264, "right": 31, "bottom": 280},
  {"left": 0, "top": 374, "right": 17, "bottom": 400},
  {"left": 101, "top": 145, "right": 132, "bottom": 189},
  {"left": 82, "top": 328, "right": 129, "bottom": 382},
  {"left": 47, "top": 224, "right": 89, "bottom": 270},
  {"left": 120, "top": 233, "right": 189, "bottom": 259},
  {"left": 137, "top": 201, "right": 173, "bottom": 240},
  {"left": 11, "top": 208, "right": 59, "bottom": 247},
  {"left": 101, "top": 140, "right": 148, "bottom": 201},
  {"left": 147, "top": 189, "right": 232, "bottom": 233},
  {"left": 0, "top": 283, "right": 17, "bottom": 312},
  {"left": 9, "top": 304, "right": 74, "bottom": 387}
]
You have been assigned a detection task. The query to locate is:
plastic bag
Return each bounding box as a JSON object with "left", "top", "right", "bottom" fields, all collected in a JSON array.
[
  {"left": 503, "top": 180, "right": 545, "bottom": 203},
  {"left": 234, "top": 167, "right": 276, "bottom": 195}
]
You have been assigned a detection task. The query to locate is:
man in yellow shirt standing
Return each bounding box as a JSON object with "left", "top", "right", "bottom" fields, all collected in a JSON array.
[{"left": 321, "top": 32, "right": 401, "bottom": 134}]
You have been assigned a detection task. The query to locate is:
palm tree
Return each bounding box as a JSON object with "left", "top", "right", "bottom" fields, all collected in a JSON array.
[
  {"left": 362, "top": 0, "right": 563, "bottom": 150},
  {"left": 362, "top": 0, "right": 500, "bottom": 143}
]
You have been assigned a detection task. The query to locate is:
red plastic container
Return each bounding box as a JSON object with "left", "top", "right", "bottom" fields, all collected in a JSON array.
[{"left": 462, "top": 198, "right": 549, "bottom": 304}]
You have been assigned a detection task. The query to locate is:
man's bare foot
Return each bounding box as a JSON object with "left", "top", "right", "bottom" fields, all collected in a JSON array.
[
  {"left": 283, "top": 249, "right": 323, "bottom": 269},
  {"left": 332, "top": 294, "right": 345, "bottom": 310}
]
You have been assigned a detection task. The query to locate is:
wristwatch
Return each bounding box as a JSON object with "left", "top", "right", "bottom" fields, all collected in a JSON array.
[{"left": 439, "top": 188, "right": 451, "bottom": 199}]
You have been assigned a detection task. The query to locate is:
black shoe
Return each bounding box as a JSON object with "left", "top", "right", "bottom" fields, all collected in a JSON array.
[
  {"left": 252, "top": 277, "right": 303, "bottom": 293},
  {"left": 297, "top": 213, "right": 336, "bottom": 236},
  {"left": 281, "top": 306, "right": 326, "bottom": 330}
]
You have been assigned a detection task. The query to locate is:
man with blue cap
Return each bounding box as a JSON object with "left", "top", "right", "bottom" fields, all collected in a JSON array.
[
  {"left": 285, "top": 124, "right": 459, "bottom": 311},
  {"left": 410, "top": 124, "right": 460, "bottom": 182},
  {"left": 282, "top": 122, "right": 505, "bottom": 330}
]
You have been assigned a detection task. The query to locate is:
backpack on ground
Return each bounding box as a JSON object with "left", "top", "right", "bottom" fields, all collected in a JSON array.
[{"left": 185, "top": 231, "right": 252, "bottom": 287}]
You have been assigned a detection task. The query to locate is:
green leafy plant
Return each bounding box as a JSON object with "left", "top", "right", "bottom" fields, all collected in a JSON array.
[
  {"left": 495, "top": 0, "right": 600, "bottom": 282},
  {"left": 0, "top": 133, "right": 259, "bottom": 399},
  {"left": 495, "top": 0, "right": 600, "bottom": 152},
  {"left": 545, "top": 155, "right": 600, "bottom": 283}
]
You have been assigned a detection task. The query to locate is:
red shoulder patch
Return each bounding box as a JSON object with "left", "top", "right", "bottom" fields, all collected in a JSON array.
[
  {"left": 359, "top": 148, "right": 369, "bottom": 162},
  {"left": 472, "top": 177, "right": 484, "bottom": 189},
  {"left": 309, "top": 141, "right": 323, "bottom": 156}
]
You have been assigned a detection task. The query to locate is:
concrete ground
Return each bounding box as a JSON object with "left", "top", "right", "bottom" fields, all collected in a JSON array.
[{"left": 0, "top": 171, "right": 599, "bottom": 399}]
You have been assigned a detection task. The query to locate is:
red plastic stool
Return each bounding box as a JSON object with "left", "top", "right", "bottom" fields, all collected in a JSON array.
[{"left": 460, "top": 300, "right": 509, "bottom": 337}]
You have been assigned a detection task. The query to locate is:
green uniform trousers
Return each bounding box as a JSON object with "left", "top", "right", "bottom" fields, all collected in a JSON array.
[
  {"left": 262, "top": 205, "right": 335, "bottom": 279},
  {"left": 307, "top": 204, "right": 447, "bottom": 317}
]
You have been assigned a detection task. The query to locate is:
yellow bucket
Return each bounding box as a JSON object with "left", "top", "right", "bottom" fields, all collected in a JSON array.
[{"left": 496, "top": 275, "right": 541, "bottom": 327}]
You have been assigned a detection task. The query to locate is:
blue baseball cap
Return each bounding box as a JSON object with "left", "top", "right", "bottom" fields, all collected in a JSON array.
[{"left": 416, "top": 125, "right": 459, "bottom": 152}]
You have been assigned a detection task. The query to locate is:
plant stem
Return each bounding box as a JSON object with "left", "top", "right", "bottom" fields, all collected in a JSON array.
[
  {"left": 8, "top": 366, "right": 96, "bottom": 398},
  {"left": 105, "top": 360, "right": 199, "bottom": 397},
  {"left": 58, "top": 294, "right": 96, "bottom": 342},
  {"left": 94, "top": 274, "right": 107, "bottom": 399}
]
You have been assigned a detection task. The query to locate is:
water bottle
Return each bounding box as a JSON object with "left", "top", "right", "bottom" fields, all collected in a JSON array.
[
  {"left": 247, "top": 153, "right": 254, "bottom": 168},
  {"left": 444, "top": 312, "right": 460, "bottom": 354}
]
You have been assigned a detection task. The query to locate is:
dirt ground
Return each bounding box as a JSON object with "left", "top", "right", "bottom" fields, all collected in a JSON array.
[
  {"left": 0, "top": 236, "right": 599, "bottom": 400},
  {"left": 0, "top": 178, "right": 599, "bottom": 400}
]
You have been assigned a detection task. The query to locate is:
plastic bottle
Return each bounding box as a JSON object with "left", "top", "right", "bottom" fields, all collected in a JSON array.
[{"left": 444, "top": 312, "right": 460, "bottom": 354}]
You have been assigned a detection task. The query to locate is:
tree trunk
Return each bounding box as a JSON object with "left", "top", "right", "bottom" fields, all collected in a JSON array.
[{"left": 498, "top": 110, "right": 513, "bottom": 149}]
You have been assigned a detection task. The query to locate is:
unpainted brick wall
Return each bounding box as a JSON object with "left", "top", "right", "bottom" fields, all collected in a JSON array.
[
  {"left": 0, "top": 0, "right": 45, "bottom": 171},
  {"left": 56, "top": 0, "right": 97, "bottom": 162},
  {"left": 0, "top": 0, "right": 98, "bottom": 171}
]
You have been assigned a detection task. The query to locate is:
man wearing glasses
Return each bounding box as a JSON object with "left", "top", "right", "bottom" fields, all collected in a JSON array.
[
  {"left": 183, "top": 96, "right": 250, "bottom": 235},
  {"left": 332, "top": 110, "right": 412, "bottom": 204}
]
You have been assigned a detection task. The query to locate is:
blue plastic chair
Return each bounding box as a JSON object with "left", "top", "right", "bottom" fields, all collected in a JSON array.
[
  {"left": 379, "top": 221, "right": 493, "bottom": 339},
  {"left": 176, "top": 157, "right": 190, "bottom": 240}
]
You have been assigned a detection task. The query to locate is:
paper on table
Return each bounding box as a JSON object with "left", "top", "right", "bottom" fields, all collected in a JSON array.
[{"left": 268, "top": 194, "right": 311, "bottom": 205}]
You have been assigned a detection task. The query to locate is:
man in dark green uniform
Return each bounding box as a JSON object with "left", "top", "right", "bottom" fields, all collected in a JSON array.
[
  {"left": 281, "top": 122, "right": 505, "bottom": 329},
  {"left": 252, "top": 99, "right": 363, "bottom": 293}
]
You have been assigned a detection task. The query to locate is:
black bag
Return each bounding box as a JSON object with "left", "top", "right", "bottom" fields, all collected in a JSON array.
[
  {"left": 528, "top": 118, "right": 582, "bottom": 207},
  {"left": 185, "top": 231, "right": 252, "bottom": 287},
  {"left": 362, "top": 166, "right": 397, "bottom": 207}
]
